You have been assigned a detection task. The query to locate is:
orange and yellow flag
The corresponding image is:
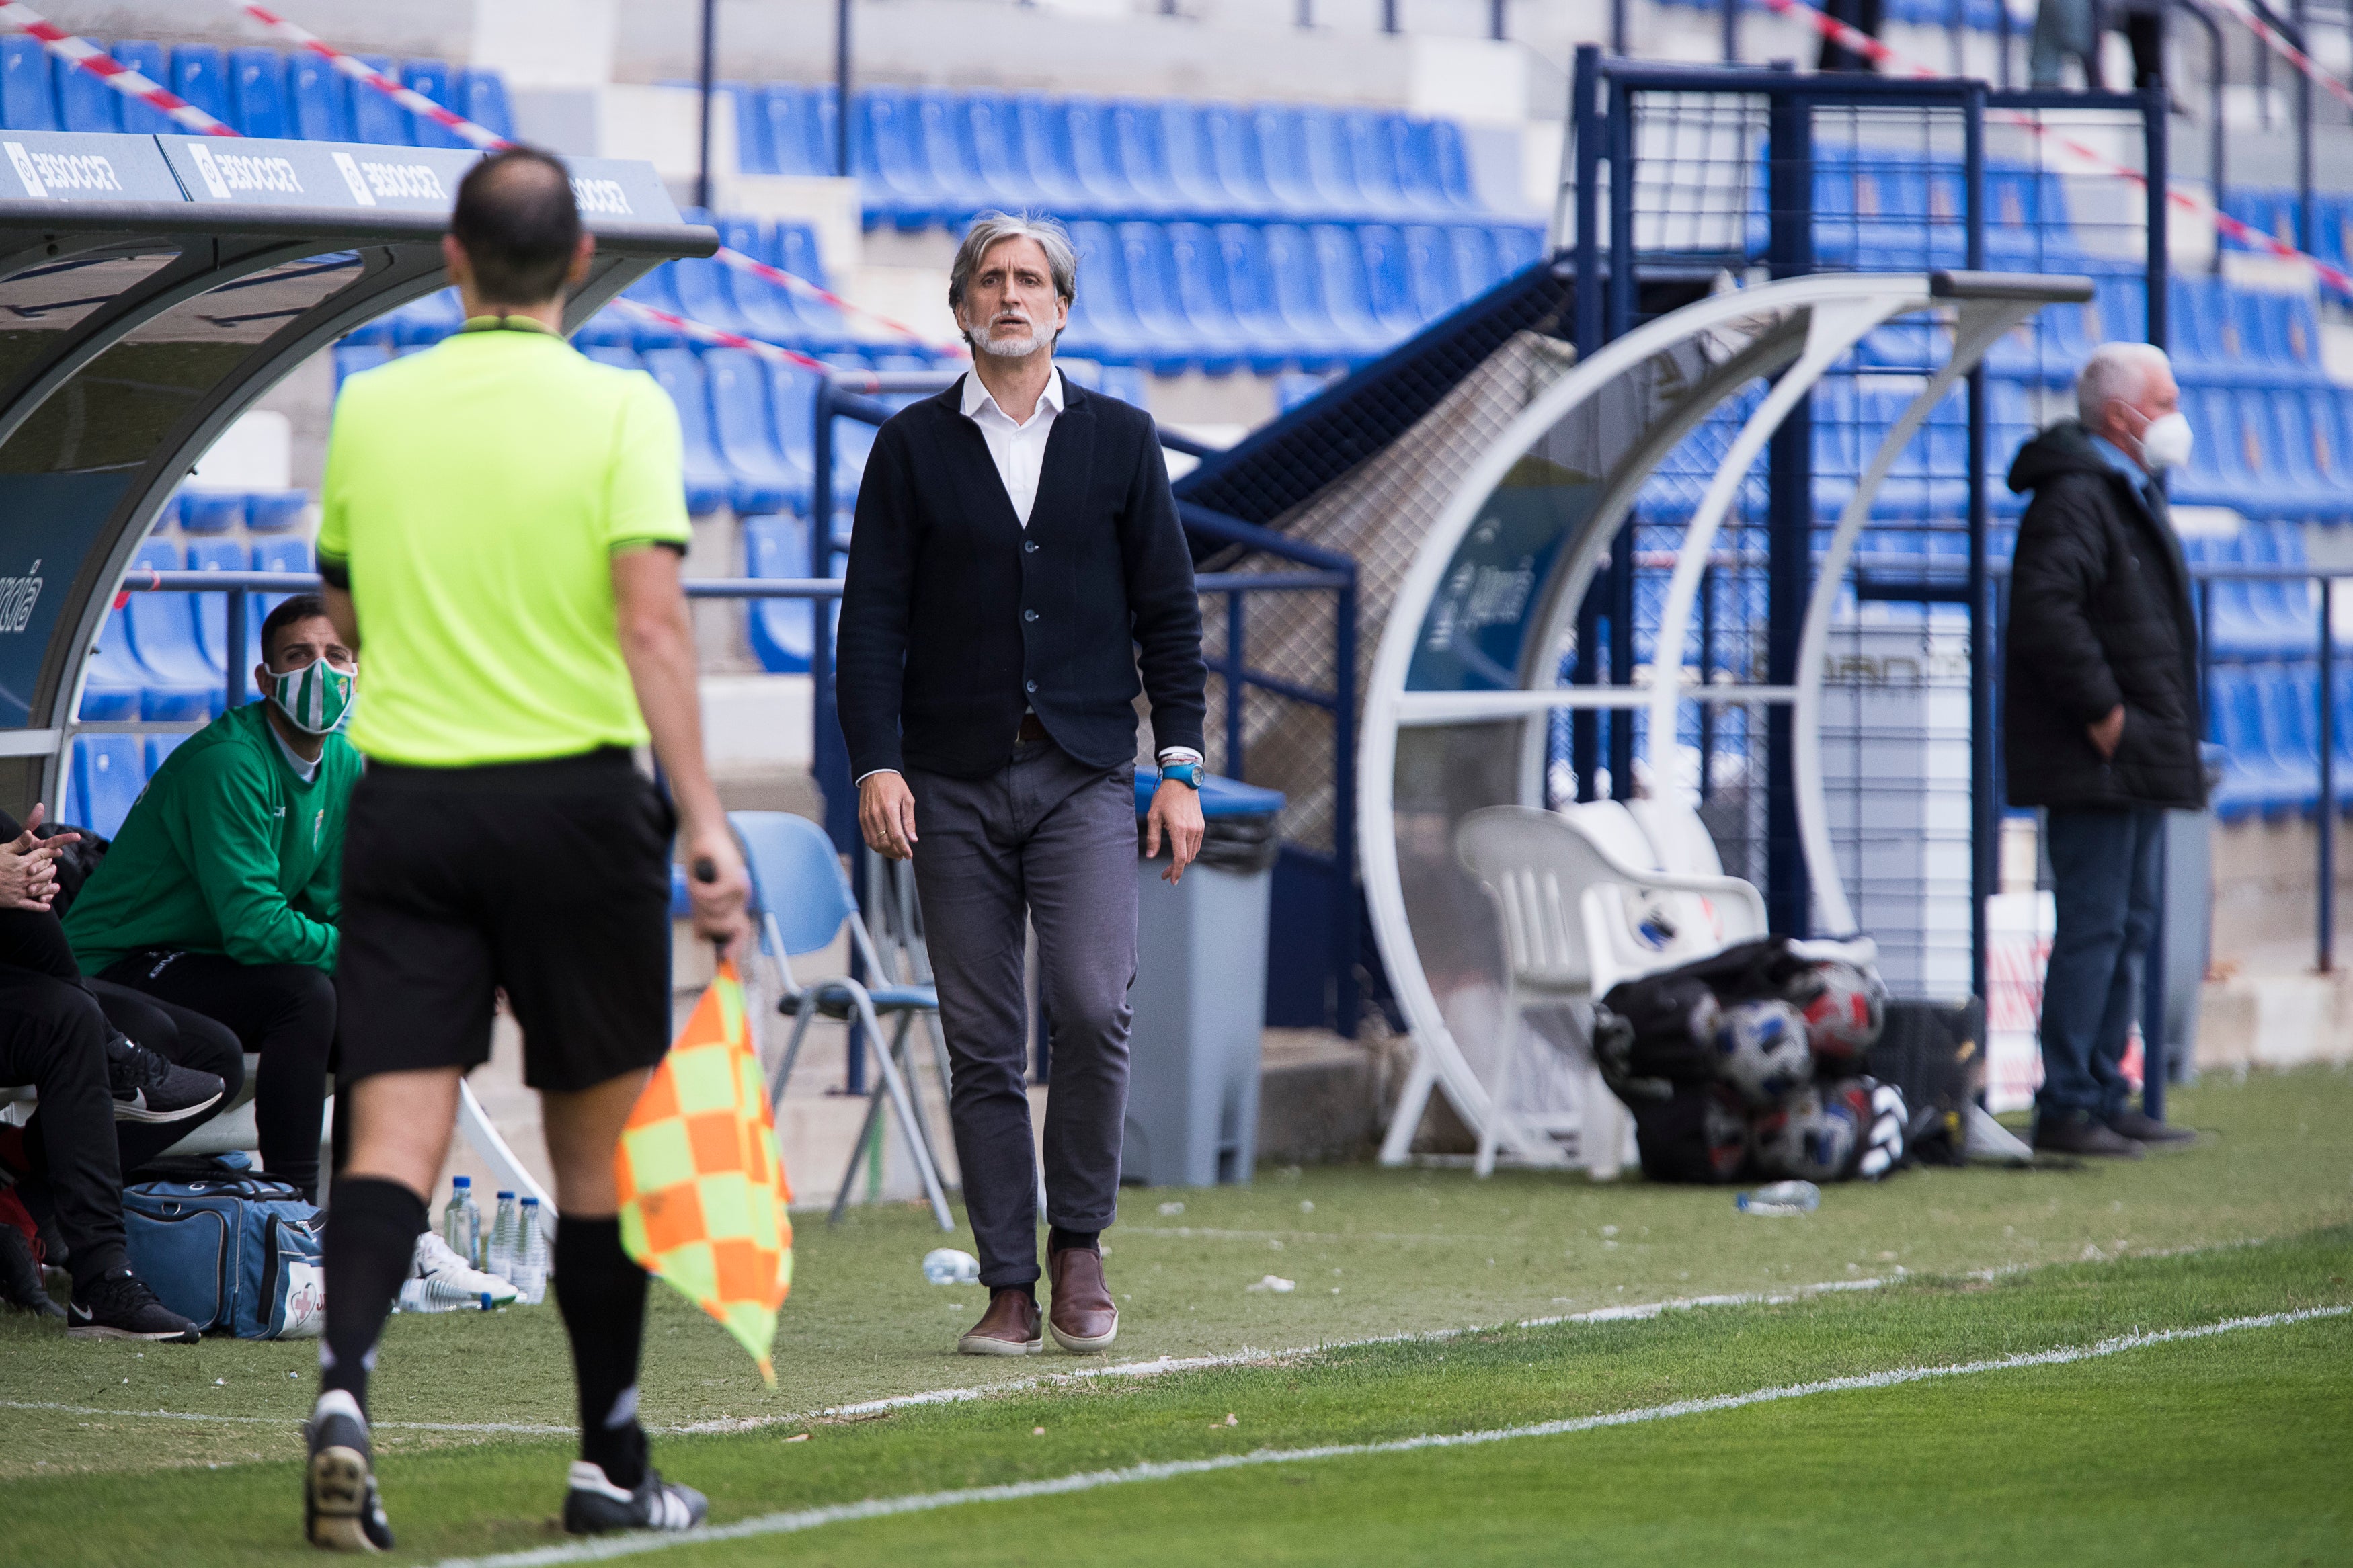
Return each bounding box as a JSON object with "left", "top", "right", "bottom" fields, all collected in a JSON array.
[{"left": 615, "top": 960, "right": 793, "bottom": 1383}]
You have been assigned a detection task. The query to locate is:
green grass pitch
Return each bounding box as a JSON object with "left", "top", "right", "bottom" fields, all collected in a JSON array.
[{"left": 3, "top": 1065, "right": 2348, "bottom": 1565}]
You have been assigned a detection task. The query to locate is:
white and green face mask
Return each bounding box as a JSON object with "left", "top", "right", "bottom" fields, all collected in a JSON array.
[{"left": 268, "top": 661, "right": 355, "bottom": 735}]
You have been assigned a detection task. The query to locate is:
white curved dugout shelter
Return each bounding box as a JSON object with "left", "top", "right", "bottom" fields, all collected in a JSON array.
[{"left": 1363, "top": 269, "right": 2091, "bottom": 1171}]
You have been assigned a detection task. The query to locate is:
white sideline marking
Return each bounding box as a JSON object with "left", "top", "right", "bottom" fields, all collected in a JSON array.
[
  {"left": 0, "top": 1275, "right": 1891, "bottom": 1441},
  {"left": 429, "top": 1305, "right": 2352, "bottom": 1568}
]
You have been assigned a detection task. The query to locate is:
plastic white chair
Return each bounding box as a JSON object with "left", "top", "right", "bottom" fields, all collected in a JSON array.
[{"left": 1452, "top": 803, "right": 1769, "bottom": 1180}]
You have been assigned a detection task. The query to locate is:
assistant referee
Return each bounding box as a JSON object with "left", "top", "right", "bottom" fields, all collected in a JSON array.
[{"left": 301, "top": 146, "right": 750, "bottom": 1551}]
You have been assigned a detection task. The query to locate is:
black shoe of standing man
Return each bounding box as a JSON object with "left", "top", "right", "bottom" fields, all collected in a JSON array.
[
  {"left": 104, "top": 1032, "right": 224, "bottom": 1124},
  {"left": 2032, "top": 1114, "right": 2144, "bottom": 1159},
  {"left": 2107, "top": 1109, "right": 2197, "bottom": 1146}
]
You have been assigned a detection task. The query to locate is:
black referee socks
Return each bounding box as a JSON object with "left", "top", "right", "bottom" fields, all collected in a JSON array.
[
  {"left": 319, "top": 1176, "right": 428, "bottom": 1413},
  {"left": 555, "top": 1215, "right": 651, "bottom": 1489}
]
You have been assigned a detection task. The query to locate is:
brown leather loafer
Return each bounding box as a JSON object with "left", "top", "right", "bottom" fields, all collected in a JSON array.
[
  {"left": 956, "top": 1287, "right": 1042, "bottom": 1356},
  {"left": 1047, "top": 1246, "right": 1118, "bottom": 1353}
]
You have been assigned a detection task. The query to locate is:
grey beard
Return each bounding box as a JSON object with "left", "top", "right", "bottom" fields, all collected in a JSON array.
[{"left": 967, "top": 317, "right": 1053, "bottom": 359}]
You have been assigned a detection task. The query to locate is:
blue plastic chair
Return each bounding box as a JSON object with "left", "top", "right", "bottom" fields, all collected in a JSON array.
[
  {"left": 1252, "top": 104, "right": 1322, "bottom": 216},
  {"left": 774, "top": 223, "right": 852, "bottom": 345},
  {"left": 77, "top": 736, "right": 147, "bottom": 841},
  {"left": 918, "top": 87, "right": 994, "bottom": 221},
  {"left": 727, "top": 809, "right": 952, "bottom": 1229},
  {"left": 713, "top": 216, "right": 809, "bottom": 345},
  {"left": 742, "top": 515, "right": 814, "bottom": 673},
  {"left": 1210, "top": 222, "right": 1303, "bottom": 372},
  {"left": 145, "top": 733, "right": 190, "bottom": 778},
  {"left": 641, "top": 349, "right": 732, "bottom": 516},
  {"left": 963, "top": 88, "right": 1045, "bottom": 210},
  {"left": 1010, "top": 92, "right": 1090, "bottom": 212},
  {"left": 1425, "top": 118, "right": 1483, "bottom": 211},
  {"left": 1060, "top": 219, "right": 1153, "bottom": 366},
  {"left": 2, "top": 36, "right": 60, "bottom": 130},
  {"left": 669, "top": 249, "right": 755, "bottom": 340},
  {"left": 54, "top": 44, "right": 120, "bottom": 133},
  {"left": 758, "top": 84, "right": 834, "bottom": 179},
  {"left": 1156, "top": 101, "right": 1227, "bottom": 217},
  {"left": 186, "top": 539, "right": 250, "bottom": 681},
  {"left": 1309, "top": 223, "right": 1390, "bottom": 352},
  {"left": 110, "top": 42, "right": 175, "bottom": 136},
  {"left": 179, "top": 492, "right": 246, "bottom": 534},
  {"left": 1356, "top": 224, "right": 1423, "bottom": 339},
  {"left": 1341, "top": 109, "right": 1417, "bottom": 221},
  {"left": 1164, "top": 221, "right": 1252, "bottom": 375},
  {"left": 399, "top": 59, "right": 463, "bottom": 148},
  {"left": 1197, "top": 101, "right": 1278, "bottom": 217},
  {"left": 169, "top": 45, "right": 231, "bottom": 128},
  {"left": 227, "top": 47, "right": 288, "bottom": 139},
  {"left": 1262, "top": 222, "right": 1351, "bottom": 366},
  {"left": 705, "top": 347, "right": 805, "bottom": 517},
  {"left": 1064, "top": 96, "right": 1138, "bottom": 216},
  {"left": 1115, "top": 222, "right": 1201, "bottom": 376},
  {"left": 1492, "top": 225, "right": 1544, "bottom": 275},
  {"left": 251, "top": 536, "right": 312, "bottom": 628},
  {"left": 127, "top": 540, "right": 225, "bottom": 719},
  {"left": 289, "top": 50, "right": 351, "bottom": 141},
  {"left": 857, "top": 86, "right": 942, "bottom": 229},
  {"left": 708, "top": 80, "right": 772, "bottom": 175},
  {"left": 350, "top": 54, "right": 409, "bottom": 145},
  {"left": 456, "top": 68, "right": 514, "bottom": 139}
]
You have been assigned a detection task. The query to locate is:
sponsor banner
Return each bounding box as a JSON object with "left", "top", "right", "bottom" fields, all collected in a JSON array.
[
  {"left": 0, "top": 129, "right": 184, "bottom": 204},
  {"left": 159, "top": 137, "right": 678, "bottom": 226}
]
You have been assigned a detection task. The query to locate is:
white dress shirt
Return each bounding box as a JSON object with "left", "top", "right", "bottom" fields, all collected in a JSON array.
[{"left": 855, "top": 366, "right": 1200, "bottom": 782}]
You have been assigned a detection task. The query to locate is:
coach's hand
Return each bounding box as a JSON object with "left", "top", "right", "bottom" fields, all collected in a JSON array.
[
  {"left": 0, "top": 803, "right": 73, "bottom": 912},
  {"left": 859, "top": 771, "right": 920, "bottom": 860},
  {"left": 685, "top": 824, "right": 754, "bottom": 959},
  {"left": 1145, "top": 780, "right": 1205, "bottom": 885}
]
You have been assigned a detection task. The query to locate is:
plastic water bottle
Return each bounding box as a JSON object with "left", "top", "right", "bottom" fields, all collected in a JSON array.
[
  {"left": 511, "top": 1197, "right": 549, "bottom": 1305},
  {"left": 922, "top": 1247, "right": 980, "bottom": 1285},
  {"left": 487, "top": 1191, "right": 518, "bottom": 1282},
  {"left": 1737, "top": 1180, "right": 1822, "bottom": 1216},
  {"left": 442, "top": 1176, "right": 483, "bottom": 1268}
]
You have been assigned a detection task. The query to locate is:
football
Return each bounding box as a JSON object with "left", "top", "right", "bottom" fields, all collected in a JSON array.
[
  {"left": 1798, "top": 962, "right": 1885, "bottom": 1071},
  {"left": 1712, "top": 997, "right": 1814, "bottom": 1105},
  {"left": 1755, "top": 1080, "right": 1868, "bottom": 1180}
]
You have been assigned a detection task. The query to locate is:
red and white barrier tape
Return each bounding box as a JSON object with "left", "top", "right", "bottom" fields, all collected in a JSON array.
[
  {"left": 0, "top": 1, "right": 235, "bottom": 135},
  {"left": 227, "top": 1, "right": 508, "bottom": 150},
  {"left": 2204, "top": 0, "right": 2353, "bottom": 118},
  {"left": 1753, "top": 0, "right": 2353, "bottom": 295},
  {"left": 708, "top": 245, "right": 969, "bottom": 358},
  {"left": 606, "top": 295, "right": 891, "bottom": 387}
]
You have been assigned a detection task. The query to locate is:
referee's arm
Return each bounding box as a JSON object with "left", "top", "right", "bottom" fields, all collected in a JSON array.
[{"left": 614, "top": 544, "right": 752, "bottom": 955}]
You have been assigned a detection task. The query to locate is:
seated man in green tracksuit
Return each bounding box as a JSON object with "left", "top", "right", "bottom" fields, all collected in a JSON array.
[{"left": 65, "top": 593, "right": 361, "bottom": 1201}]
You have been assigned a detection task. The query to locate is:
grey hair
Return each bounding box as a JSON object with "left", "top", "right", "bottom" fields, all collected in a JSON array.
[
  {"left": 2077, "top": 341, "right": 2171, "bottom": 425},
  {"left": 947, "top": 211, "right": 1077, "bottom": 327}
]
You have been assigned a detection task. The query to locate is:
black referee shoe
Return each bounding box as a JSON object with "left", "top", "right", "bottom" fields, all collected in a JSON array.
[
  {"left": 305, "top": 1390, "right": 394, "bottom": 1553},
  {"left": 104, "top": 1034, "right": 224, "bottom": 1125},
  {"left": 561, "top": 1462, "right": 708, "bottom": 1535}
]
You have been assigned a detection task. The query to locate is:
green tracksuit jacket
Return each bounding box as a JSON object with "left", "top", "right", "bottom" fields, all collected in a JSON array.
[{"left": 65, "top": 701, "right": 361, "bottom": 975}]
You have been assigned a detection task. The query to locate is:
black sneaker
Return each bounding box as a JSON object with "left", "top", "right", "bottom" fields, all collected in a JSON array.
[
  {"left": 305, "top": 1390, "right": 394, "bottom": 1553},
  {"left": 105, "top": 1033, "right": 224, "bottom": 1125},
  {"left": 562, "top": 1462, "right": 709, "bottom": 1535},
  {"left": 65, "top": 1269, "right": 200, "bottom": 1341},
  {"left": 0, "top": 1222, "right": 62, "bottom": 1318},
  {"left": 2032, "top": 1115, "right": 2145, "bottom": 1159},
  {"left": 2107, "top": 1109, "right": 2198, "bottom": 1146}
]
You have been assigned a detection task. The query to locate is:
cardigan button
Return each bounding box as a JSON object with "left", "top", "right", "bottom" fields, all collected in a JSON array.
[
  {"left": 1023, "top": 540, "right": 1039, "bottom": 554},
  {"left": 1025, "top": 680, "right": 1037, "bottom": 694},
  {"left": 1023, "top": 608, "right": 1039, "bottom": 622}
]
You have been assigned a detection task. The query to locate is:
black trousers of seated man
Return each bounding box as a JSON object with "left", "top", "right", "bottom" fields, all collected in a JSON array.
[
  {"left": 99, "top": 950, "right": 334, "bottom": 1201},
  {"left": 0, "top": 970, "right": 243, "bottom": 1282}
]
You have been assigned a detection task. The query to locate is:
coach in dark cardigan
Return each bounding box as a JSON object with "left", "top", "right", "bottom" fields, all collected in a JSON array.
[{"left": 838, "top": 212, "right": 1207, "bottom": 1357}]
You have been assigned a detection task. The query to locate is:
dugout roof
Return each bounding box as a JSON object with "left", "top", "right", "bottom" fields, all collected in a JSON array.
[{"left": 0, "top": 129, "right": 711, "bottom": 811}]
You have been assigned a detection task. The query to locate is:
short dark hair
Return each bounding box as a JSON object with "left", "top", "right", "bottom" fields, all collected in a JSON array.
[
  {"left": 261, "top": 593, "right": 333, "bottom": 666},
  {"left": 450, "top": 145, "right": 582, "bottom": 307}
]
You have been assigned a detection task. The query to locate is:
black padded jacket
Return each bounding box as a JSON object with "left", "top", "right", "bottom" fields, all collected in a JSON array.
[{"left": 2001, "top": 420, "right": 2207, "bottom": 811}]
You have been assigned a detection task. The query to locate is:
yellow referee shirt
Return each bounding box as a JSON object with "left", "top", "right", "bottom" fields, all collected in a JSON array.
[{"left": 317, "top": 320, "right": 692, "bottom": 766}]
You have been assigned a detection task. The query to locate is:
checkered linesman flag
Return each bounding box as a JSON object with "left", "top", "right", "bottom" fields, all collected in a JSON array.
[{"left": 615, "top": 960, "right": 793, "bottom": 1383}]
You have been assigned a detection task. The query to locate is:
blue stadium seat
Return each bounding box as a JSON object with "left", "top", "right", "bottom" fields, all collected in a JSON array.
[
  {"left": 1341, "top": 110, "right": 1417, "bottom": 222},
  {"left": 758, "top": 85, "right": 834, "bottom": 179},
  {"left": 1492, "top": 225, "right": 1544, "bottom": 275},
  {"left": 775, "top": 222, "right": 852, "bottom": 345},
  {"left": 711, "top": 216, "right": 807, "bottom": 345},
  {"left": 1355, "top": 224, "right": 1422, "bottom": 340},
  {"left": 290, "top": 49, "right": 352, "bottom": 141},
  {"left": 1397, "top": 224, "right": 1464, "bottom": 321},
  {"left": 1155, "top": 101, "right": 1226, "bottom": 217},
  {"left": 2305, "top": 389, "right": 2353, "bottom": 495},
  {"left": 77, "top": 736, "right": 148, "bottom": 841},
  {"left": 110, "top": 42, "right": 176, "bottom": 136},
  {"left": 1164, "top": 222, "right": 1251, "bottom": 375},
  {"left": 713, "top": 81, "right": 772, "bottom": 174},
  {"left": 246, "top": 491, "right": 308, "bottom": 533},
  {"left": 1012, "top": 92, "right": 1092, "bottom": 212},
  {"left": 250, "top": 536, "right": 313, "bottom": 624},
  {"left": 1064, "top": 97, "right": 1140, "bottom": 216},
  {"left": 641, "top": 349, "right": 733, "bottom": 515},
  {"left": 1425, "top": 118, "right": 1482, "bottom": 211},
  {"left": 963, "top": 89, "right": 1047, "bottom": 210},
  {"left": 1106, "top": 97, "right": 1184, "bottom": 216},
  {"left": 169, "top": 45, "right": 231, "bottom": 129},
  {"left": 1261, "top": 222, "right": 1353, "bottom": 366},
  {"left": 2204, "top": 669, "right": 2272, "bottom": 825},
  {"left": 146, "top": 733, "right": 189, "bottom": 777},
  {"left": 1251, "top": 104, "right": 1320, "bottom": 216},
  {"left": 399, "top": 60, "right": 464, "bottom": 148},
  {"left": 764, "top": 362, "right": 830, "bottom": 515},
  {"left": 1060, "top": 220, "right": 1154, "bottom": 367},
  {"left": 1114, "top": 222, "right": 1201, "bottom": 376},
  {"left": 1197, "top": 102, "right": 1278, "bottom": 218},
  {"left": 1308, "top": 224, "right": 1389, "bottom": 350},
  {"left": 54, "top": 44, "right": 120, "bottom": 133},
  {"left": 705, "top": 347, "right": 808, "bottom": 517},
  {"left": 742, "top": 515, "right": 814, "bottom": 673},
  {"left": 178, "top": 492, "right": 245, "bottom": 534},
  {"left": 1203, "top": 224, "right": 1297, "bottom": 375},
  {"left": 228, "top": 47, "right": 289, "bottom": 139},
  {"left": 1294, "top": 106, "right": 1368, "bottom": 218},
  {"left": 857, "top": 85, "right": 943, "bottom": 229},
  {"left": 351, "top": 54, "right": 411, "bottom": 145},
  {"left": 443, "top": 67, "right": 511, "bottom": 141},
  {"left": 2256, "top": 662, "right": 2323, "bottom": 818},
  {"left": 3, "top": 36, "right": 61, "bottom": 130},
  {"left": 77, "top": 607, "right": 147, "bottom": 723},
  {"left": 127, "top": 540, "right": 225, "bottom": 718},
  {"left": 1096, "top": 364, "right": 1150, "bottom": 409},
  {"left": 184, "top": 539, "right": 249, "bottom": 683},
  {"left": 669, "top": 247, "right": 756, "bottom": 341}
]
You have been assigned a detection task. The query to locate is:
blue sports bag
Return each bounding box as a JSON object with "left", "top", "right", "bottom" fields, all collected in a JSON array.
[{"left": 122, "top": 1157, "right": 325, "bottom": 1339}]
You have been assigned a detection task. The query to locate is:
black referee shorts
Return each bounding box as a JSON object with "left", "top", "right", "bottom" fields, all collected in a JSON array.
[{"left": 335, "top": 747, "right": 675, "bottom": 1094}]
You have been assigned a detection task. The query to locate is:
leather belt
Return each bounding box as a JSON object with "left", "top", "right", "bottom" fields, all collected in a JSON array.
[{"left": 1016, "top": 712, "right": 1049, "bottom": 744}]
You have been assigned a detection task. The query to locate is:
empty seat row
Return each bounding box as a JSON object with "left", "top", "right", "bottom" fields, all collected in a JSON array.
[
  {"left": 2184, "top": 524, "right": 2323, "bottom": 662},
  {"left": 2221, "top": 188, "right": 2353, "bottom": 287},
  {"left": 60, "top": 733, "right": 186, "bottom": 843},
  {"left": 709, "top": 81, "right": 1501, "bottom": 231},
  {"left": 78, "top": 539, "right": 312, "bottom": 723},
  {"left": 1755, "top": 145, "right": 2093, "bottom": 274},
  {"left": 157, "top": 489, "right": 308, "bottom": 534},
  {"left": 2204, "top": 660, "right": 2353, "bottom": 824},
  {"left": 2170, "top": 386, "right": 2353, "bottom": 522},
  {"left": 0, "top": 36, "right": 512, "bottom": 145}
]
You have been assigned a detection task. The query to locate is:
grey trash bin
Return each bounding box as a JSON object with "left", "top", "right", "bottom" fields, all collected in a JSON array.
[{"left": 1121, "top": 770, "right": 1285, "bottom": 1188}]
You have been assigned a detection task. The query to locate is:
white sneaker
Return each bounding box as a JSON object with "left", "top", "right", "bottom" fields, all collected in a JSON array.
[{"left": 406, "top": 1230, "right": 519, "bottom": 1310}]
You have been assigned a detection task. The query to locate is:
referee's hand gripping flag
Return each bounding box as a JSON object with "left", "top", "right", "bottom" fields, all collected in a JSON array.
[{"left": 614, "top": 955, "right": 793, "bottom": 1383}]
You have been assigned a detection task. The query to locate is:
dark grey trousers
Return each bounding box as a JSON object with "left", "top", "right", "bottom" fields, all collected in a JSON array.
[{"left": 906, "top": 741, "right": 1137, "bottom": 1288}]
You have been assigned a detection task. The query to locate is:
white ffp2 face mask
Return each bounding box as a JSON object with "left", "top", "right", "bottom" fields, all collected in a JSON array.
[{"left": 2135, "top": 411, "right": 2194, "bottom": 472}]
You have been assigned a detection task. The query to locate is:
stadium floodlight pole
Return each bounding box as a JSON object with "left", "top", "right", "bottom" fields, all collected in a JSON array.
[{"left": 696, "top": 0, "right": 715, "bottom": 212}]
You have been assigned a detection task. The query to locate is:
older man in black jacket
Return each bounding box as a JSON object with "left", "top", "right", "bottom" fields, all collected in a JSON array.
[
  {"left": 2004, "top": 341, "right": 2205, "bottom": 1158},
  {"left": 840, "top": 212, "right": 1207, "bottom": 1357}
]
